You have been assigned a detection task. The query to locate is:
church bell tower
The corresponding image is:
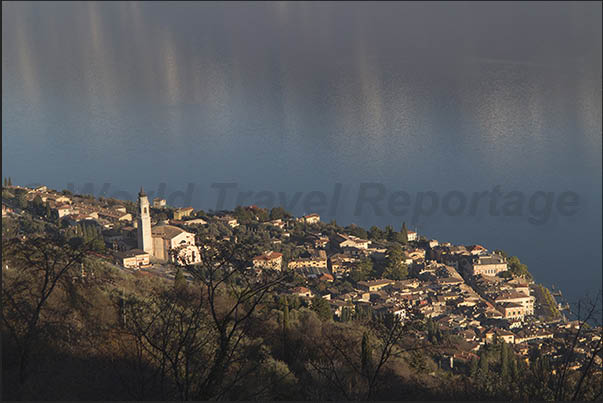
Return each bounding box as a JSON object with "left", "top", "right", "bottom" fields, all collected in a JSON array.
[{"left": 137, "top": 187, "right": 153, "bottom": 254}]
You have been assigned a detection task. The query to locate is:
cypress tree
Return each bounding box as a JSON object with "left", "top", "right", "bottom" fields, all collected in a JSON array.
[
  {"left": 401, "top": 222, "right": 409, "bottom": 243},
  {"left": 174, "top": 269, "right": 187, "bottom": 291},
  {"left": 3, "top": 177, "right": 6, "bottom": 187},
  {"left": 8, "top": 177, "right": 12, "bottom": 186},
  {"left": 479, "top": 353, "right": 489, "bottom": 375},
  {"left": 469, "top": 356, "right": 479, "bottom": 377},
  {"left": 501, "top": 342, "right": 510, "bottom": 380},
  {"left": 282, "top": 297, "right": 289, "bottom": 360},
  {"left": 361, "top": 332, "right": 372, "bottom": 376}
]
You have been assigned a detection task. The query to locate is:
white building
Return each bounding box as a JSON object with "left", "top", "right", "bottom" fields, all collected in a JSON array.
[
  {"left": 137, "top": 187, "right": 200, "bottom": 265},
  {"left": 137, "top": 188, "right": 154, "bottom": 254}
]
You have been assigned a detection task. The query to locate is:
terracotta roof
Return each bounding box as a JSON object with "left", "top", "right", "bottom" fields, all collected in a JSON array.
[
  {"left": 253, "top": 251, "right": 283, "bottom": 261},
  {"left": 151, "top": 224, "right": 188, "bottom": 240}
]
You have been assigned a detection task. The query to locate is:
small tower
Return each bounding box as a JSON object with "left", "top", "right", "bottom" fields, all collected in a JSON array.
[{"left": 137, "top": 187, "right": 153, "bottom": 254}]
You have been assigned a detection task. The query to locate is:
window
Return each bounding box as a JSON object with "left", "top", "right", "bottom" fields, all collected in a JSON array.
[{"left": 144, "top": 207, "right": 147, "bottom": 214}]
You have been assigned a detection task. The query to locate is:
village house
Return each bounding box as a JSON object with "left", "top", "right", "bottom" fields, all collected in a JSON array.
[
  {"left": 153, "top": 198, "right": 166, "bottom": 208},
  {"left": 357, "top": 279, "right": 395, "bottom": 292},
  {"left": 466, "top": 253, "right": 508, "bottom": 276},
  {"left": 98, "top": 208, "right": 132, "bottom": 222},
  {"left": 407, "top": 230, "right": 418, "bottom": 241},
  {"left": 287, "top": 254, "right": 328, "bottom": 270},
  {"left": 333, "top": 233, "right": 370, "bottom": 250},
  {"left": 2, "top": 204, "right": 14, "bottom": 217},
  {"left": 300, "top": 213, "right": 320, "bottom": 224},
  {"left": 173, "top": 207, "right": 195, "bottom": 220},
  {"left": 181, "top": 218, "right": 207, "bottom": 226},
  {"left": 497, "top": 302, "right": 526, "bottom": 320},
  {"left": 330, "top": 299, "right": 355, "bottom": 319},
  {"left": 493, "top": 290, "right": 535, "bottom": 315},
  {"left": 290, "top": 286, "right": 313, "bottom": 298},
  {"left": 319, "top": 273, "right": 334, "bottom": 282},
  {"left": 468, "top": 244, "right": 487, "bottom": 255},
  {"left": 216, "top": 215, "right": 239, "bottom": 228},
  {"left": 252, "top": 251, "right": 283, "bottom": 271},
  {"left": 266, "top": 218, "right": 285, "bottom": 229},
  {"left": 484, "top": 328, "right": 516, "bottom": 344},
  {"left": 116, "top": 249, "right": 151, "bottom": 269}
]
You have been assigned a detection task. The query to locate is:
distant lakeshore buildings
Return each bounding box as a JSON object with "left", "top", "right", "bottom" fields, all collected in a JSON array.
[{"left": 136, "top": 187, "right": 201, "bottom": 266}]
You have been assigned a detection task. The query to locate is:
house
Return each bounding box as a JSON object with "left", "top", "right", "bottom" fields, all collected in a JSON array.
[
  {"left": 319, "top": 273, "right": 334, "bottom": 282},
  {"left": 117, "top": 249, "right": 151, "bottom": 269},
  {"left": 328, "top": 254, "right": 358, "bottom": 277},
  {"left": 290, "top": 286, "right": 313, "bottom": 298},
  {"left": 467, "top": 253, "right": 508, "bottom": 276},
  {"left": 114, "top": 206, "right": 128, "bottom": 214},
  {"left": 484, "top": 328, "right": 515, "bottom": 344},
  {"left": 407, "top": 248, "right": 426, "bottom": 260},
  {"left": 514, "top": 329, "right": 554, "bottom": 344},
  {"left": 98, "top": 208, "right": 132, "bottom": 222},
  {"left": 216, "top": 215, "right": 239, "bottom": 228},
  {"left": 2, "top": 204, "right": 13, "bottom": 217},
  {"left": 174, "top": 207, "right": 194, "bottom": 220},
  {"left": 407, "top": 230, "right": 418, "bottom": 241},
  {"left": 494, "top": 290, "right": 535, "bottom": 315},
  {"left": 330, "top": 299, "right": 355, "bottom": 319},
  {"left": 468, "top": 244, "right": 487, "bottom": 255},
  {"left": 182, "top": 218, "right": 207, "bottom": 226},
  {"left": 153, "top": 198, "right": 167, "bottom": 208},
  {"left": 357, "top": 279, "right": 394, "bottom": 292},
  {"left": 287, "top": 256, "right": 328, "bottom": 270},
  {"left": 252, "top": 251, "right": 283, "bottom": 271},
  {"left": 333, "top": 233, "right": 370, "bottom": 250},
  {"left": 497, "top": 302, "right": 526, "bottom": 320},
  {"left": 266, "top": 219, "right": 285, "bottom": 229},
  {"left": 308, "top": 233, "right": 329, "bottom": 249},
  {"left": 301, "top": 213, "right": 320, "bottom": 224}
]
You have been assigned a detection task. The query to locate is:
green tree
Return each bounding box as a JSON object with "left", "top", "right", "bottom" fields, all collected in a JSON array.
[
  {"left": 18, "top": 195, "right": 28, "bottom": 210},
  {"left": 507, "top": 256, "right": 532, "bottom": 280},
  {"left": 401, "top": 222, "right": 409, "bottom": 244},
  {"left": 282, "top": 297, "right": 289, "bottom": 359},
  {"left": 385, "top": 225, "right": 395, "bottom": 241},
  {"left": 3, "top": 177, "right": 7, "bottom": 187},
  {"left": 8, "top": 177, "right": 12, "bottom": 186},
  {"left": 409, "top": 350, "right": 427, "bottom": 374},
  {"left": 310, "top": 296, "right": 332, "bottom": 321},
  {"left": 368, "top": 225, "right": 384, "bottom": 241},
  {"left": 501, "top": 342, "right": 510, "bottom": 380},
  {"left": 347, "top": 224, "right": 368, "bottom": 239},
  {"left": 270, "top": 207, "right": 289, "bottom": 220},
  {"left": 174, "top": 268, "right": 187, "bottom": 291},
  {"left": 469, "top": 356, "right": 479, "bottom": 377},
  {"left": 383, "top": 244, "right": 407, "bottom": 280},
  {"left": 361, "top": 331, "right": 372, "bottom": 376},
  {"left": 478, "top": 353, "right": 489, "bottom": 375},
  {"left": 350, "top": 258, "right": 374, "bottom": 282},
  {"left": 32, "top": 195, "right": 43, "bottom": 215}
]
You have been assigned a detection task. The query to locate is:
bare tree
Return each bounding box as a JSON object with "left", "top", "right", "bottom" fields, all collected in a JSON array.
[
  {"left": 120, "top": 236, "right": 289, "bottom": 400},
  {"left": 554, "top": 290, "right": 603, "bottom": 401},
  {"left": 1, "top": 233, "right": 94, "bottom": 398}
]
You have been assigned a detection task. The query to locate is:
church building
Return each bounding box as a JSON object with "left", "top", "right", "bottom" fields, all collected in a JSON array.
[{"left": 137, "top": 188, "right": 201, "bottom": 265}]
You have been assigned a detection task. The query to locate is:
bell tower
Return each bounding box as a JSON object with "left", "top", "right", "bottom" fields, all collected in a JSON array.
[{"left": 137, "top": 187, "right": 153, "bottom": 254}]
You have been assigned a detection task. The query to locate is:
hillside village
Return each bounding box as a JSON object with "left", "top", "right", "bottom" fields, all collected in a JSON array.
[{"left": 2, "top": 183, "right": 602, "bottom": 375}]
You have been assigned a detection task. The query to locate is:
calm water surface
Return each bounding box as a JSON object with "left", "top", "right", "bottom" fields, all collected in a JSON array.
[{"left": 3, "top": 2, "right": 601, "bottom": 301}]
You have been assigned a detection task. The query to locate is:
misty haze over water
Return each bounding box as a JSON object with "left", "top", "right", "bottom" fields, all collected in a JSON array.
[{"left": 2, "top": 2, "right": 601, "bottom": 300}]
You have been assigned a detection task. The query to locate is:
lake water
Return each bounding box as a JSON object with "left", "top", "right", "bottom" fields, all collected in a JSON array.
[{"left": 3, "top": 2, "right": 601, "bottom": 302}]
